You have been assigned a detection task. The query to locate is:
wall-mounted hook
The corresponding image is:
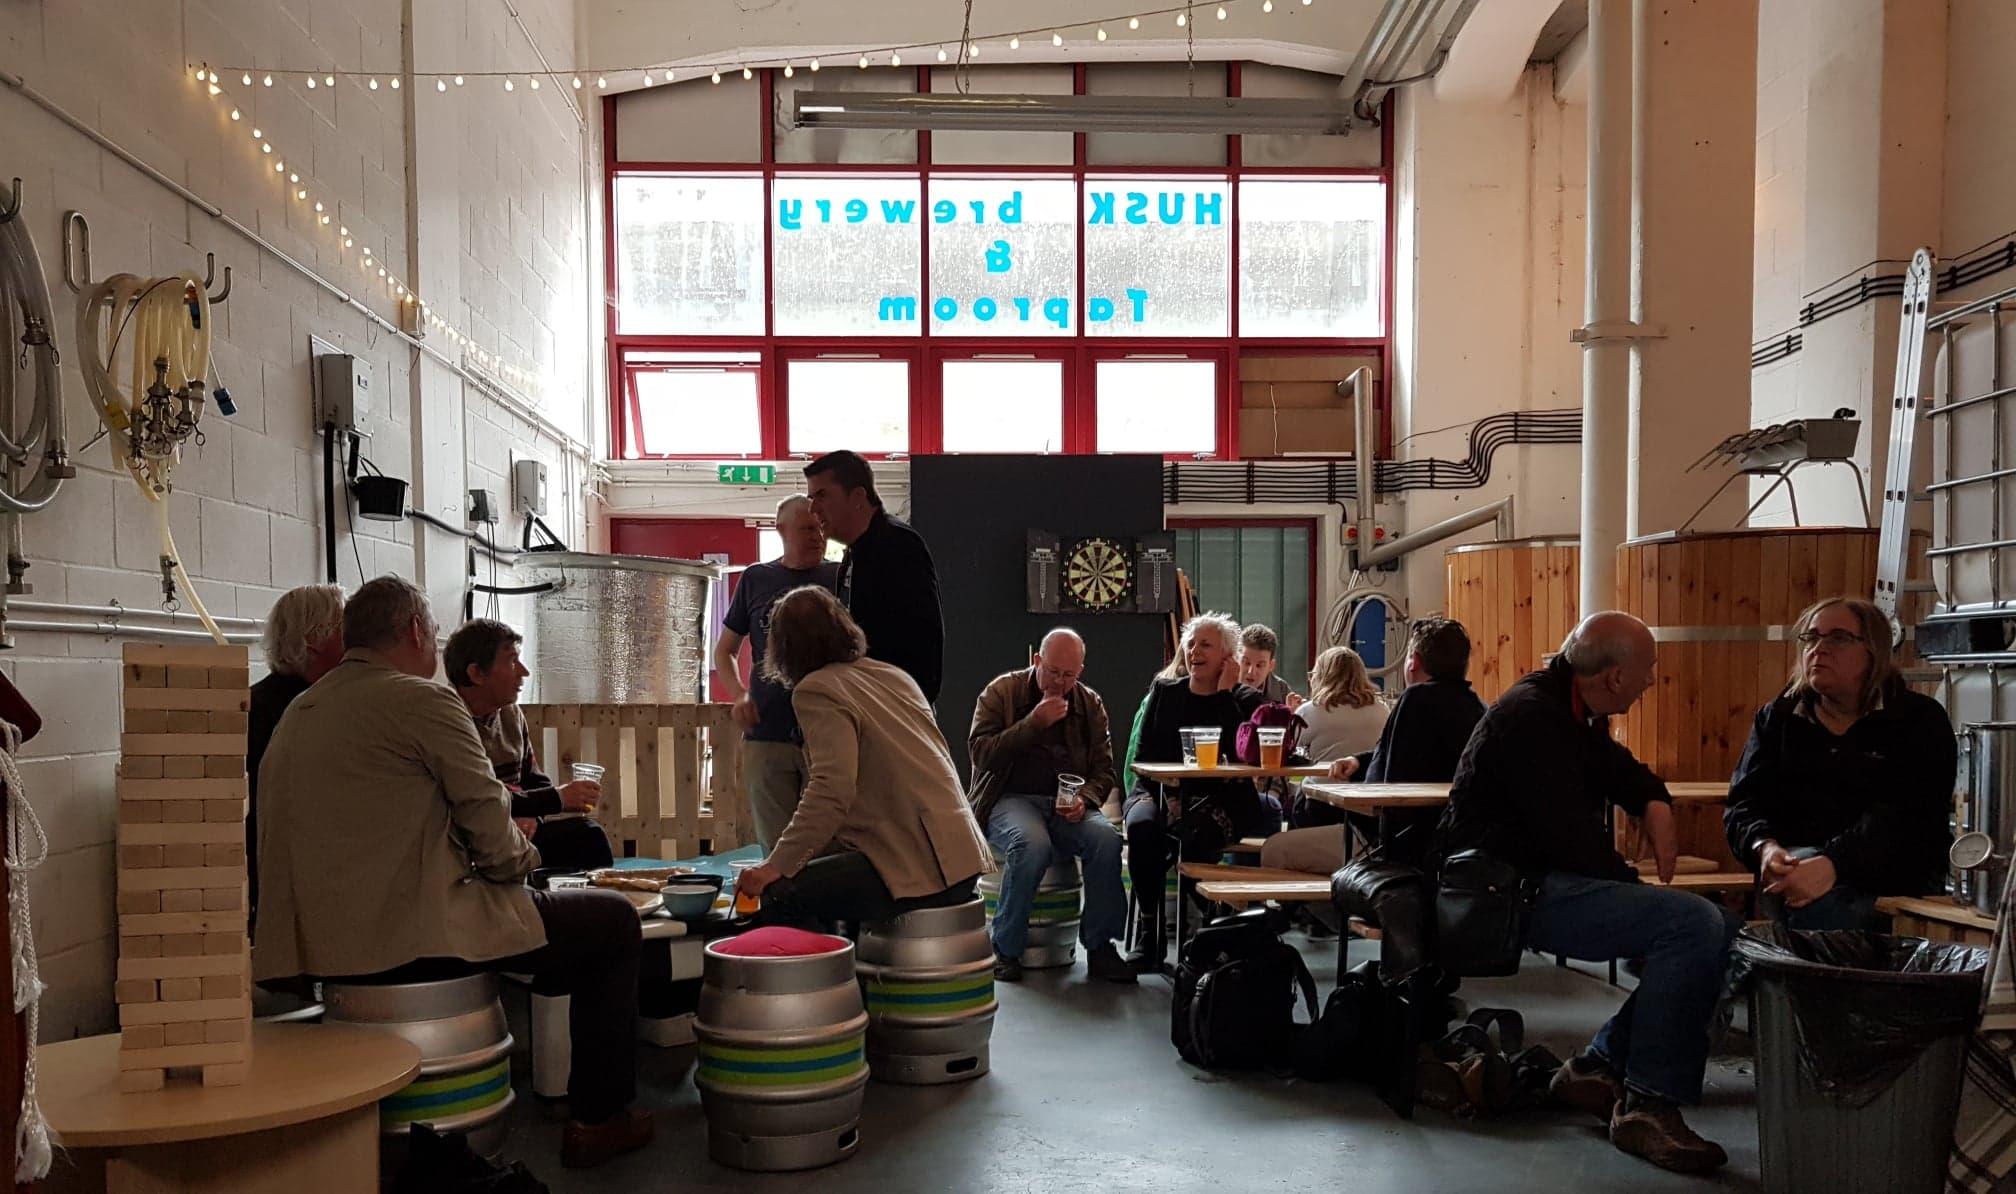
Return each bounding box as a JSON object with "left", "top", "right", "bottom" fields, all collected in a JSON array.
[
  {"left": 0, "top": 179, "right": 20, "bottom": 225},
  {"left": 61, "top": 211, "right": 92, "bottom": 294},
  {"left": 203, "top": 253, "right": 232, "bottom": 305}
]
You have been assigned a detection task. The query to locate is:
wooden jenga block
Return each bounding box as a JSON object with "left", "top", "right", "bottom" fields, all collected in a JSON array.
[
  {"left": 119, "top": 800, "right": 163, "bottom": 825},
  {"left": 163, "top": 1021, "right": 204, "bottom": 1045},
  {"left": 126, "top": 663, "right": 167, "bottom": 689},
  {"left": 209, "top": 709, "right": 249, "bottom": 733},
  {"left": 204, "top": 1018, "right": 248, "bottom": 1043},
  {"left": 201, "top": 886, "right": 242, "bottom": 911},
  {"left": 117, "top": 891, "right": 162, "bottom": 916},
  {"left": 114, "top": 979, "right": 157, "bottom": 1004},
  {"left": 160, "top": 889, "right": 203, "bottom": 913},
  {"left": 119, "top": 1068, "right": 165, "bottom": 1093},
  {"left": 125, "top": 687, "right": 250, "bottom": 712},
  {"left": 123, "top": 734, "right": 248, "bottom": 757},
  {"left": 160, "top": 801, "right": 203, "bottom": 824},
  {"left": 121, "top": 821, "right": 242, "bottom": 846},
  {"left": 122, "top": 911, "right": 245, "bottom": 934},
  {"left": 162, "top": 756, "right": 205, "bottom": 779},
  {"left": 120, "top": 777, "right": 245, "bottom": 801},
  {"left": 122, "top": 934, "right": 163, "bottom": 959},
  {"left": 209, "top": 667, "right": 250, "bottom": 689},
  {"left": 124, "top": 709, "right": 169, "bottom": 734},
  {"left": 160, "top": 933, "right": 203, "bottom": 957},
  {"left": 119, "top": 845, "right": 164, "bottom": 870},
  {"left": 123, "top": 756, "right": 164, "bottom": 780},
  {"left": 160, "top": 843, "right": 205, "bottom": 868},
  {"left": 203, "top": 842, "right": 246, "bottom": 867},
  {"left": 200, "top": 973, "right": 244, "bottom": 1000},
  {"left": 202, "top": 932, "right": 238, "bottom": 955},
  {"left": 164, "top": 710, "right": 210, "bottom": 734},
  {"left": 166, "top": 666, "right": 208, "bottom": 688},
  {"left": 204, "top": 800, "right": 242, "bottom": 822},
  {"left": 158, "top": 977, "right": 203, "bottom": 1002},
  {"left": 115, "top": 1038, "right": 247, "bottom": 1066},
  {"left": 123, "top": 1025, "right": 165, "bottom": 1051},
  {"left": 118, "top": 867, "right": 243, "bottom": 892},
  {"left": 205, "top": 756, "right": 245, "bottom": 779},
  {"left": 202, "top": 1063, "right": 248, "bottom": 1087},
  {"left": 118, "top": 953, "right": 244, "bottom": 981},
  {"left": 118, "top": 998, "right": 248, "bottom": 1029}
]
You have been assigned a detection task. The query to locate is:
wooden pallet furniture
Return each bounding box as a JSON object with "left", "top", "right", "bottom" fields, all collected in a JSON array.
[
  {"left": 116, "top": 643, "right": 253, "bottom": 1092},
  {"left": 521, "top": 702, "right": 753, "bottom": 861}
]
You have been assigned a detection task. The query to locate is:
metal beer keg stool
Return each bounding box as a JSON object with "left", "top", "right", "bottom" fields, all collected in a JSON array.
[
  {"left": 321, "top": 972, "right": 515, "bottom": 1160},
  {"left": 856, "top": 898, "right": 997, "bottom": 1084},
  {"left": 695, "top": 932, "right": 869, "bottom": 1171},
  {"left": 979, "top": 854, "right": 1083, "bottom": 968}
]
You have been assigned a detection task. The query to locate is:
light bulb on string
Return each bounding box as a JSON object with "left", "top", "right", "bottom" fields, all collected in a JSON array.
[
  {"left": 712, "top": 68, "right": 723, "bottom": 83},
  {"left": 340, "top": 226, "right": 349, "bottom": 236},
  {"left": 389, "top": 77, "right": 400, "bottom": 88},
  {"left": 1263, "top": 0, "right": 1273, "bottom": 10},
  {"left": 436, "top": 78, "right": 447, "bottom": 91},
  {"left": 1176, "top": 11, "right": 1187, "bottom": 26},
  {"left": 296, "top": 188, "right": 306, "bottom": 199},
  {"left": 1008, "top": 35, "right": 1020, "bottom": 49},
  {"left": 273, "top": 161, "right": 285, "bottom": 173},
  {"left": 252, "top": 127, "right": 262, "bottom": 138},
  {"left": 1097, "top": 26, "right": 1108, "bottom": 40},
  {"left": 454, "top": 75, "right": 465, "bottom": 86},
  {"left": 368, "top": 77, "right": 379, "bottom": 89},
  {"left": 528, "top": 76, "right": 539, "bottom": 89},
  {"left": 503, "top": 78, "right": 514, "bottom": 90},
  {"left": 642, "top": 71, "right": 654, "bottom": 85},
  {"left": 858, "top": 55, "right": 869, "bottom": 69},
  {"left": 809, "top": 58, "right": 820, "bottom": 71},
  {"left": 325, "top": 75, "right": 334, "bottom": 86},
  {"left": 344, "top": 237, "right": 353, "bottom": 247},
  {"left": 241, "top": 72, "right": 251, "bottom": 85},
  {"left": 1130, "top": 15, "right": 1141, "bottom": 27},
  {"left": 1217, "top": 4, "right": 1228, "bottom": 17},
  {"left": 263, "top": 74, "right": 273, "bottom": 86},
  {"left": 937, "top": 47, "right": 948, "bottom": 61},
  {"left": 742, "top": 65, "right": 753, "bottom": 79},
  {"left": 229, "top": 108, "right": 240, "bottom": 121},
  {"left": 289, "top": 171, "right": 299, "bottom": 182},
  {"left": 306, "top": 77, "right": 317, "bottom": 89},
  {"left": 783, "top": 63, "right": 794, "bottom": 77},
  {"left": 320, "top": 214, "right": 330, "bottom": 224},
  {"left": 890, "top": 52, "right": 901, "bottom": 66},
  {"left": 260, "top": 142, "right": 271, "bottom": 154},
  {"left": 597, "top": 75, "right": 607, "bottom": 87},
  {"left": 969, "top": 42, "right": 979, "bottom": 57},
  {"left": 314, "top": 201, "right": 324, "bottom": 212},
  {"left": 571, "top": 77, "right": 582, "bottom": 88},
  {"left": 1052, "top": 30, "right": 1064, "bottom": 45},
  {"left": 207, "top": 80, "right": 221, "bottom": 95}
]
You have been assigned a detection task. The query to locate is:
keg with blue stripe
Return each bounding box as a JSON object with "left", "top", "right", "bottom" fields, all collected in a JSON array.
[
  {"left": 856, "top": 898, "right": 997, "bottom": 1085},
  {"left": 695, "top": 934, "right": 869, "bottom": 1171},
  {"left": 322, "top": 973, "right": 515, "bottom": 1160},
  {"left": 978, "top": 854, "right": 1083, "bottom": 969}
]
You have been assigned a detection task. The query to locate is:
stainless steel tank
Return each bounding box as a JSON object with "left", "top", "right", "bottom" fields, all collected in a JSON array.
[
  {"left": 322, "top": 973, "right": 515, "bottom": 1159},
  {"left": 855, "top": 899, "right": 997, "bottom": 1085},
  {"left": 1953, "top": 724, "right": 2016, "bottom": 914},
  {"left": 979, "top": 855, "right": 1082, "bottom": 969},
  {"left": 522, "top": 552, "right": 719, "bottom": 704},
  {"left": 695, "top": 934, "right": 868, "bottom": 1172}
]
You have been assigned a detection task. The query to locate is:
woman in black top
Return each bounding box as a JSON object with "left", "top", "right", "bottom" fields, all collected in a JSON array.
[
  {"left": 1724, "top": 596, "right": 1956, "bottom": 930},
  {"left": 1122, "top": 613, "right": 1265, "bottom": 970}
]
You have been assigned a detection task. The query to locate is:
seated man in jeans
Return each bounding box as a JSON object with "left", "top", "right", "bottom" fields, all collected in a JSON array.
[
  {"left": 254, "top": 577, "right": 651, "bottom": 1169},
  {"left": 968, "top": 629, "right": 1133, "bottom": 985},
  {"left": 1432, "top": 611, "right": 1738, "bottom": 1175}
]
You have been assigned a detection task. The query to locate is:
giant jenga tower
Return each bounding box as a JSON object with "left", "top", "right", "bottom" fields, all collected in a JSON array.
[{"left": 114, "top": 642, "right": 253, "bottom": 1091}]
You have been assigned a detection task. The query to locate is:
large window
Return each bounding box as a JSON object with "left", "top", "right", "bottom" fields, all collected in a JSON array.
[
  {"left": 1171, "top": 520, "right": 1316, "bottom": 692},
  {"left": 608, "top": 64, "right": 1390, "bottom": 461}
]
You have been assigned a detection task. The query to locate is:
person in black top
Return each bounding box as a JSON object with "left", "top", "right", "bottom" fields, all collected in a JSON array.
[
  {"left": 1121, "top": 612, "right": 1266, "bottom": 971},
  {"left": 805, "top": 450, "right": 944, "bottom": 704},
  {"left": 246, "top": 584, "right": 347, "bottom": 915},
  {"left": 1724, "top": 596, "right": 1956, "bottom": 930},
  {"left": 1434, "top": 612, "right": 1737, "bottom": 1176}
]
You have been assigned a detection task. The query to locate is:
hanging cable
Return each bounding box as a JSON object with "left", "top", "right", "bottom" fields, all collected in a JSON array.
[{"left": 0, "top": 717, "right": 50, "bottom": 1182}]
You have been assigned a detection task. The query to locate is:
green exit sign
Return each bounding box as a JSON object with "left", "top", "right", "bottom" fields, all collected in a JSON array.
[{"left": 717, "top": 464, "right": 776, "bottom": 485}]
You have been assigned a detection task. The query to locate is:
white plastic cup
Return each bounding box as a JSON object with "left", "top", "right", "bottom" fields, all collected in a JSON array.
[
  {"left": 1183, "top": 726, "right": 1222, "bottom": 769},
  {"left": 1054, "top": 772, "right": 1086, "bottom": 813},
  {"left": 570, "top": 762, "right": 605, "bottom": 784}
]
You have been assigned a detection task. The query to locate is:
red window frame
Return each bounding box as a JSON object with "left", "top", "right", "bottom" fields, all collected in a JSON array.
[{"left": 605, "top": 64, "right": 1395, "bottom": 463}]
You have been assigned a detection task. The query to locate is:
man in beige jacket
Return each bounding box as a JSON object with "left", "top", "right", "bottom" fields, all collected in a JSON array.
[{"left": 253, "top": 576, "right": 652, "bottom": 1168}]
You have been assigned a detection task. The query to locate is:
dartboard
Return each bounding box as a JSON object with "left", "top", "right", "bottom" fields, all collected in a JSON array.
[{"left": 1063, "top": 537, "right": 1133, "bottom": 610}]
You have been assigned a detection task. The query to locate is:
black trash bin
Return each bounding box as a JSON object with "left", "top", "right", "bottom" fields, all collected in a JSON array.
[{"left": 1734, "top": 925, "right": 1988, "bottom": 1194}]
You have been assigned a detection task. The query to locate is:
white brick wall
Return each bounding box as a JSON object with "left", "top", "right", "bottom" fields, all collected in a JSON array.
[{"left": 1, "top": 0, "right": 596, "bottom": 1040}]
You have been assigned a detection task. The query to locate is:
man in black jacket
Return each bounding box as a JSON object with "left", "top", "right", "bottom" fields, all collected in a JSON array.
[
  {"left": 805, "top": 450, "right": 945, "bottom": 704},
  {"left": 1434, "top": 611, "right": 1737, "bottom": 1176}
]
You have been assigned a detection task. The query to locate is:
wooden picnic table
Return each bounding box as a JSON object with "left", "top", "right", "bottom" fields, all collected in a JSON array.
[{"left": 1298, "top": 779, "right": 1731, "bottom": 813}]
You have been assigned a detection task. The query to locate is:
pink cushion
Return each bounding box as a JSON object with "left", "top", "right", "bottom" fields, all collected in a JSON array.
[{"left": 714, "top": 926, "right": 850, "bottom": 957}]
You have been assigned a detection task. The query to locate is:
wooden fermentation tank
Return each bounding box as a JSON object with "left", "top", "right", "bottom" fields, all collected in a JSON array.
[{"left": 1443, "top": 539, "right": 1581, "bottom": 705}]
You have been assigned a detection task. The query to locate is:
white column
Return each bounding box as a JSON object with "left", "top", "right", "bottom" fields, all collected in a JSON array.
[{"left": 1579, "top": 0, "right": 1633, "bottom": 616}]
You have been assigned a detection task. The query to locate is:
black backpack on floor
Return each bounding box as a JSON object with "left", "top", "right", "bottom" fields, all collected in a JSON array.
[{"left": 1171, "top": 907, "right": 1319, "bottom": 1070}]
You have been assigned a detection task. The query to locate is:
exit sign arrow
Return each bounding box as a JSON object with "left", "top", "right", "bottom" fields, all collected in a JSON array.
[{"left": 717, "top": 464, "right": 777, "bottom": 485}]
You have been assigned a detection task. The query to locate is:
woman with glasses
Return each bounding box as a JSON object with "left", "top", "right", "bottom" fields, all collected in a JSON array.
[{"left": 1723, "top": 596, "right": 1956, "bottom": 929}]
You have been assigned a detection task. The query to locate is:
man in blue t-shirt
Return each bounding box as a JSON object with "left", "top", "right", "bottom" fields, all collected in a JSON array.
[{"left": 713, "top": 495, "right": 840, "bottom": 848}]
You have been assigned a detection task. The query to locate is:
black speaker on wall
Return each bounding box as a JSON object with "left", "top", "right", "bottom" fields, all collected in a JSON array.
[{"left": 910, "top": 454, "right": 1167, "bottom": 785}]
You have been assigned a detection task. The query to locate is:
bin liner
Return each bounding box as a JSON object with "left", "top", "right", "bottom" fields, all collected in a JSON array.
[{"left": 1732, "top": 924, "right": 1987, "bottom": 1108}]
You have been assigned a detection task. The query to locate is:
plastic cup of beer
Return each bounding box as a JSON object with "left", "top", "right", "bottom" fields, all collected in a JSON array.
[
  {"left": 1178, "top": 728, "right": 1199, "bottom": 766},
  {"left": 1054, "top": 773, "right": 1086, "bottom": 814},
  {"left": 1187, "top": 727, "right": 1222, "bottom": 770},
  {"left": 1256, "top": 727, "right": 1287, "bottom": 770},
  {"left": 730, "top": 861, "right": 760, "bottom": 916},
  {"left": 569, "top": 762, "right": 604, "bottom": 784}
]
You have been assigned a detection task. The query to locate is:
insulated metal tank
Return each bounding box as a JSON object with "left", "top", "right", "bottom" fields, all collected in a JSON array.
[
  {"left": 695, "top": 935, "right": 868, "bottom": 1172},
  {"left": 855, "top": 899, "right": 997, "bottom": 1085},
  {"left": 522, "top": 552, "right": 719, "bottom": 704},
  {"left": 322, "top": 973, "right": 515, "bottom": 1159},
  {"left": 1955, "top": 724, "right": 2016, "bottom": 914},
  {"left": 1444, "top": 538, "right": 1581, "bottom": 705},
  {"left": 979, "top": 855, "right": 1082, "bottom": 968}
]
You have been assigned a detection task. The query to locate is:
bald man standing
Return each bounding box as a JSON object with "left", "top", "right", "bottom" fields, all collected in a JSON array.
[
  {"left": 1433, "top": 611, "right": 1738, "bottom": 1175},
  {"left": 968, "top": 630, "right": 1133, "bottom": 984}
]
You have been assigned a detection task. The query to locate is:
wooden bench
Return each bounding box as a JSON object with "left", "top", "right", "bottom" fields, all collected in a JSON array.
[
  {"left": 1643, "top": 871, "right": 1755, "bottom": 893},
  {"left": 1193, "top": 877, "right": 1331, "bottom": 907},
  {"left": 1876, "top": 896, "right": 1996, "bottom": 946}
]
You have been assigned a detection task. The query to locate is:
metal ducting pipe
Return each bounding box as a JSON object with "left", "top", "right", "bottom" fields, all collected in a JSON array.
[
  {"left": 1346, "top": 366, "right": 1379, "bottom": 556},
  {"left": 1337, "top": 0, "right": 1415, "bottom": 110},
  {"left": 1359, "top": 496, "right": 1516, "bottom": 570},
  {"left": 1359, "top": 0, "right": 1486, "bottom": 114}
]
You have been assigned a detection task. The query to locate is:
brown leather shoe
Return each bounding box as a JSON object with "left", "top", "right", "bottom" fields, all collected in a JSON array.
[
  {"left": 1610, "top": 1096, "right": 1728, "bottom": 1174},
  {"left": 561, "top": 1108, "right": 655, "bottom": 1169},
  {"left": 1549, "top": 1052, "right": 1624, "bottom": 1123}
]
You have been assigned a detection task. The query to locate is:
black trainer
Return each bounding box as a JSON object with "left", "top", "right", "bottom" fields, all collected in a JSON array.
[
  {"left": 1086, "top": 942, "right": 1138, "bottom": 985},
  {"left": 993, "top": 953, "right": 1024, "bottom": 982}
]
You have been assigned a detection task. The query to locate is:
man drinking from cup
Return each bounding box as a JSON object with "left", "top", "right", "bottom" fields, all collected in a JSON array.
[
  {"left": 967, "top": 628, "right": 1134, "bottom": 984},
  {"left": 446, "top": 618, "right": 613, "bottom": 873}
]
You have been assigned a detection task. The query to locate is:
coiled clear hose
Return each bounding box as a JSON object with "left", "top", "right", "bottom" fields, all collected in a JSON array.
[{"left": 0, "top": 214, "right": 67, "bottom": 513}]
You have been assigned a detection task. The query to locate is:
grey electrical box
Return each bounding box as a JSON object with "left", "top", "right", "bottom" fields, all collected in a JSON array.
[
  {"left": 316, "top": 353, "right": 370, "bottom": 433},
  {"left": 513, "top": 458, "right": 548, "bottom": 516}
]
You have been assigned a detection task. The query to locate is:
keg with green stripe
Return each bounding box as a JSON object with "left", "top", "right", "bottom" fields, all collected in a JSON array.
[
  {"left": 322, "top": 973, "right": 515, "bottom": 1160},
  {"left": 978, "top": 854, "right": 1082, "bottom": 969},
  {"left": 695, "top": 934, "right": 869, "bottom": 1172},
  {"left": 855, "top": 898, "right": 997, "bottom": 1085}
]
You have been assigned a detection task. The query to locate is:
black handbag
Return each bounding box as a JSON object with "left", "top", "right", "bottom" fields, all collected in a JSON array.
[{"left": 1433, "top": 850, "right": 1538, "bottom": 978}]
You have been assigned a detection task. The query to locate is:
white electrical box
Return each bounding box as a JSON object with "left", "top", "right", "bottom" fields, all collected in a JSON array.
[
  {"left": 513, "top": 458, "right": 548, "bottom": 516},
  {"left": 316, "top": 353, "right": 370, "bottom": 433}
]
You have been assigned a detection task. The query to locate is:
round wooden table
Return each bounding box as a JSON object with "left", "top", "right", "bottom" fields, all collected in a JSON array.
[{"left": 39, "top": 1021, "right": 420, "bottom": 1194}]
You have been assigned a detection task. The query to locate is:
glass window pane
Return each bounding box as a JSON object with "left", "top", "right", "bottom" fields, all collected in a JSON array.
[
  {"left": 1239, "top": 179, "right": 1385, "bottom": 337},
  {"left": 927, "top": 179, "right": 1076, "bottom": 337},
  {"left": 615, "top": 79, "right": 761, "bottom": 163},
  {"left": 1238, "top": 65, "right": 1383, "bottom": 169},
  {"left": 1096, "top": 359, "right": 1217, "bottom": 454},
  {"left": 772, "top": 178, "right": 924, "bottom": 336},
  {"left": 787, "top": 359, "right": 910, "bottom": 454},
  {"left": 929, "top": 66, "right": 1074, "bottom": 165},
  {"left": 942, "top": 360, "right": 1063, "bottom": 452},
  {"left": 631, "top": 369, "right": 761, "bottom": 457},
  {"left": 774, "top": 70, "right": 918, "bottom": 164},
  {"left": 614, "top": 175, "right": 765, "bottom": 335},
  {"left": 1083, "top": 179, "right": 1230, "bottom": 337},
  {"left": 1084, "top": 64, "right": 1227, "bottom": 166}
]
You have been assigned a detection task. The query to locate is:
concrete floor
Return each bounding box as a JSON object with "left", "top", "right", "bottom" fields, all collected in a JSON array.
[{"left": 492, "top": 929, "right": 1763, "bottom": 1193}]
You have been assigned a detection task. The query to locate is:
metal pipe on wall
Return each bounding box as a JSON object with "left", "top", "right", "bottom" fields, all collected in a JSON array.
[
  {"left": 1347, "top": 366, "right": 1378, "bottom": 555},
  {"left": 8, "top": 600, "right": 263, "bottom": 630},
  {"left": 8, "top": 619, "right": 259, "bottom": 644},
  {"left": 1578, "top": 0, "right": 1634, "bottom": 619},
  {"left": 1359, "top": 495, "right": 1515, "bottom": 569}
]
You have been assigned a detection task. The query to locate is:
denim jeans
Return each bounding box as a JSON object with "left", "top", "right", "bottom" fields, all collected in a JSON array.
[
  {"left": 1525, "top": 872, "right": 1741, "bottom": 1104},
  {"left": 1759, "top": 881, "right": 1884, "bottom": 932},
  {"left": 986, "top": 792, "right": 1126, "bottom": 958}
]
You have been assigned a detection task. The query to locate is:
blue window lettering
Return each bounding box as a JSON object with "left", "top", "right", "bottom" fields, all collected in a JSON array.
[
  {"left": 814, "top": 198, "right": 832, "bottom": 223},
  {"left": 878, "top": 296, "right": 920, "bottom": 322},
  {"left": 1089, "top": 296, "right": 1115, "bottom": 322},
  {"left": 1043, "top": 297, "right": 1071, "bottom": 329},
  {"left": 973, "top": 298, "right": 998, "bottom": 322},
  {"left": 1193, "top": 191, "right": 1223, "bottom": 225},
  {"left": 1124, "top": 192, "right": 1149, "bottom": 225},
  {"left": 932, "top": 199, "right": 957, "bottom": 224},
  {"left": 1088, "top": 191, "right": 1116, "bottom": 224},
  {"left": 998, "top": 191, "right": 1023, "bottom": 225},
  {"left": 881, "top": 198, "right": 917, "bottom": 223},
  {"left": 1127, "top": 288, "right": 1149, "bottom": 320},
  {"left": 777, "top": 198, "right": 803, "bottom": 231},
  {"left": 933, "top": 297, "right": 959, "bottom": 321},
  {"left": 844, "top": 199, "right": 868, "bottom": 224},
  {"left": 1012, "top": 297, "right": 1034, "bottom": 320},
  {"left": 1157, "top": 192, "right": 1184, "bottom": 225}
]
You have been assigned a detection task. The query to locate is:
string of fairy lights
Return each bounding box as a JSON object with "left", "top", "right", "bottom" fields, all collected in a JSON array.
[{"left": 184, "top": 0, "right": 1323, "bottom": 392}]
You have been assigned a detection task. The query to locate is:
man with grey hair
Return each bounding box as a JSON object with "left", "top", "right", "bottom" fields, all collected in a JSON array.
[
  {"left": 1433, "top": 610, "right": 1738, "bottom": 1175},
  {"left": 714, "top": 494, "right": 840, "bottom": 848},
  {"left": 968, "top": 628, "right": 1132, "bottom": 984}
]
